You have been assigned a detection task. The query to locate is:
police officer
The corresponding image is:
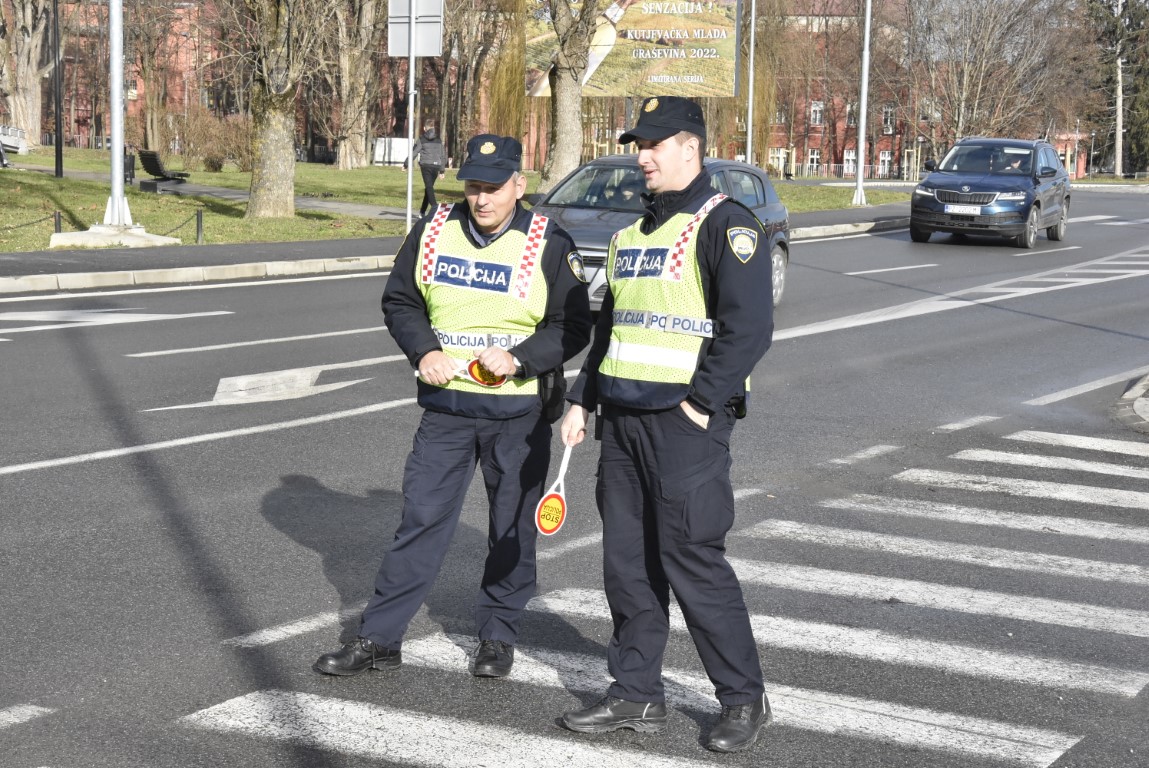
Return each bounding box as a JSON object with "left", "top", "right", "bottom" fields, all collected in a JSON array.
[
  {"left": 558, "top": 97, "right": 774, "bottom": 752},
  {"left": 314, "top": 134, "right": 592, "bottom": 680}
]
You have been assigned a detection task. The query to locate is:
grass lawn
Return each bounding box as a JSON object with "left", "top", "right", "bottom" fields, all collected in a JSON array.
[{"left": 2, "top": 146, "right": 912, "bottom": 253}]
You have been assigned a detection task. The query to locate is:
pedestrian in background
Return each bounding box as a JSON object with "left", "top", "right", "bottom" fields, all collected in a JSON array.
[
  {"left": 405, "top": 126, "right": 447, "bottom": 216},
  {"left": 558, "top": 96, "right": 775, "bottom": 753},
  {"left": 314, "top": 133, "right": 592, "bottom": 680}
]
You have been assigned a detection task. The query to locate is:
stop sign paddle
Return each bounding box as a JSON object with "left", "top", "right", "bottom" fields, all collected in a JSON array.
[{"left": 535, "top": 443, "right": 572, "bottom": 536}]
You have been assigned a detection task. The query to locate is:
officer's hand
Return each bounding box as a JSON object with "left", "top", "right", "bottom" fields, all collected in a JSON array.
[
  {"left": 561, "top": 405, "right": 589, "bottom": 446},
  {"left": 417, "top": 350, "right": 460, "bottom": 386},
  {"left": 680, "top": 400, "right": 710, "bottom": 430},
  {"left": 474, "top": 346, "right": 517, "bottom": 378}
]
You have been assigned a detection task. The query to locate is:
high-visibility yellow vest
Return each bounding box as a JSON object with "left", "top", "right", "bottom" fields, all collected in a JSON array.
[
  {"left": 416, "top": 204, "right": 550, "bottom": 398},
  {"left": 599, "top": 194, "right": 726, "bottom": 396}
]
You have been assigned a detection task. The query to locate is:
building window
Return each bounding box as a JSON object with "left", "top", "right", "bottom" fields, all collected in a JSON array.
[
  {"left": 807, "top": 148, "right": 821, "bottom": 171},
  {"left": 810, "top": 101, "right": 824, "bottom": 126},
  {"left": 771, "top": 109, "right": 786, "bottom": 125},
  {"left": 882, "top": 105, "right": 895, "bottom": 135},
  {"left": 879, "top": 150, "right": 892, "bottom": 178},
  {"left": 846, "top": 104, "right": 857, "bottom": 127},
  {"left": 768, "top": 147, "right": 788, "bottom": 175},
  {"left": 844, "top": 149, "right": 857, "bottom": 176}
]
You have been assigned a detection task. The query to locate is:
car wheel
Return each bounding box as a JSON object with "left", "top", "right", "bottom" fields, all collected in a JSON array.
[
  {"left": 910, "top": 225, "right": 931, "bottom": 243},
  {"left": 1014, "top": 206, "right": 1039, "bottom": 249},
  {"left": 771, "top": 244, "right": 787, "bottom": 307},
  {"left": 1047, "top": 201, "right": 1068, "bottom": 241}
]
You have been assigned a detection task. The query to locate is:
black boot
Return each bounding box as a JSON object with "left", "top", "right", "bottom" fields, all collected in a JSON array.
[
  {"left": 561, "top": 695, "right": 667, "bottom": 733},
  {"left": 705, "top": 693, "right": 772, "bottom": 752},
  {"left": 312, "top": 637, "right": 401, "bottom": 676},
  {"left": 470, "top": 639, "right": 514, "bottom": 678}
]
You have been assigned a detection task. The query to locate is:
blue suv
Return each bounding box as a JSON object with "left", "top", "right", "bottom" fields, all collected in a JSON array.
[{"left": 910, "top": 138, "right": 1070, "bottom": 248}]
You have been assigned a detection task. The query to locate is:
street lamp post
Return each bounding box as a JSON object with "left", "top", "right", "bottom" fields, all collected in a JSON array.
[
  {"left": 851, "top": 0, "right": 872, "bottom": 206},
  {"left": 53, "top": 0, "right": 63, "bottom": 178},
  {"left": 1089, "top": 131, "right": 1095, "bottom": 179}
]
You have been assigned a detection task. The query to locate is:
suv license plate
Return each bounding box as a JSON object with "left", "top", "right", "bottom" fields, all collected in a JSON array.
[{"left": 945, "top": 204, "right": 982, "bottom": 215}]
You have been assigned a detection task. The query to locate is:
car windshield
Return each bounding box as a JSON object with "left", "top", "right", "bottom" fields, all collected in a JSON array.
[
  {"left": 545, "top": 165, "right": 647, "bottom": 211},
  {"left": 938, "top": 144, "right": 1032, "bottom": 175}
]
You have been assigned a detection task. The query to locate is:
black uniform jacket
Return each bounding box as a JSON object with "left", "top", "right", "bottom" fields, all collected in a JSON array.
[
  {"left": 383, "top": 201, "right": 593, "bottom": 418},
  {"left": 568, "top": 169, "right": 775, "bottom": 416}
]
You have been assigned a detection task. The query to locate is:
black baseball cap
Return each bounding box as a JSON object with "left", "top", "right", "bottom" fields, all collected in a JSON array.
[
  {"left": 457, "top": 134, "right": 522, "bottom": 184},
  {"left": 619, "top": 96, "right": 706, "bottom": 144}
]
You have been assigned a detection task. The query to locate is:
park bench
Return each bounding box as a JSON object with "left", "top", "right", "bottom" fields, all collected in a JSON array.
[{"left": 137, "top": 149, "right": 189, "bottom": 192}]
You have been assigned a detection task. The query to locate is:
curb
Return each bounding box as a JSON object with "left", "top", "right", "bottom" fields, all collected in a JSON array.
[
  {"left": 1111, "top": 373, "right": 1149, "bottom": 434},
  {"left": 0, "top": 255, "right": 398, "bottom": 295},
  {"left": 791, "top": 217, "right": 909, "bottom": 241},
  {"left": 0, "top": 219, "right": 906, "bottom": 296}
]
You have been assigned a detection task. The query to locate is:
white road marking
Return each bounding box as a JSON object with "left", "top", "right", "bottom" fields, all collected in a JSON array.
[
  {"left": 0, "top": 270, "right": 385, "bottom": 304},
  {"left": 396, "top": 633, "right": 1081, "bottom": 766},
  {"left": 1024, "top": 364, "right": 1149, "bottom": 405},
  {"left": 145, "top": 356, "right": 405, "bottom": 410},
  {"left": 741, "top": 519, "right": 1149, "bottom": 586},
  {"left": 183, "top": 690, "right": 702, "bottom": 768},
  {"left": 775, "top": 250, "right": 1149, "bottom": 342},
  {"left": 537, "top": 533, "right": 602, "bottom": 562},
  {"left": 222, "top": 606, "right": 363, "bottom": 648},
  {"left": 0, "top": 704, "right": 54, "bottom": 729},
  {"left": 0, "top": 308, "right": 231, "bottom": 334},
  {"left": 821, "top": 494, "right": 1149, "bottom": 545},
  {"left": 791, "top": 233, "right": 875, "bottom": 244},
  {"left": 126, "top": 326, "right": 389, "bottom": 357},
  {"left": 895, "top": 468, "right": 1149, "bottom": 511},
  {"left": 0, "top": 398, "right": 417, "bottom": 477},
  {"left": 1067, "top": 215, "right": 1117, "bottom": 223},
  {"left": 935, "top": 415, "right": 1002, "bottom": 431},
  {"left": 828, "top": 445, "right": 900, "bottom": 464},
  {"left": 537, "top": 589, "right": 1145, "bottom": 696},
  {"left": 1099, "top": 218, "right": 1149, "bottom": 226},
  {"left": 953, "top": 448, "right": 1149, "bottom": 480},
  {"left": 845, "top": 264, "right": 937, "bottom": 276},
  {"left": 729, "top": 558, "right": 1149, "bottom": 640},
  {"left": 1005, "top": 430, "right": 1149, "bottom": 458},
  {"left": 1013, "top": 245, "right": 1082, "bottom": 255}
]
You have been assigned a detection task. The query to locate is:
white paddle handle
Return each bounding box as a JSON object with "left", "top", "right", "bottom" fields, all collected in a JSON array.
[{"left": 547, "top": 443, "right": 572, "bottom": 495}]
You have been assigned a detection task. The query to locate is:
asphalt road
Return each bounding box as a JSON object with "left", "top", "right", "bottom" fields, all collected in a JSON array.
[{"left": 1, "top": 190, "right": 1147, "bottom": 768}]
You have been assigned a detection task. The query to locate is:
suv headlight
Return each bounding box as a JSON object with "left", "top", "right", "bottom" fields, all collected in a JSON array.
[
  {"left": 997, "top": 191, "right": 1027, "bottom": 201},
  {"left": 913, "top": 185, "right": 934, "bottom": 197}
]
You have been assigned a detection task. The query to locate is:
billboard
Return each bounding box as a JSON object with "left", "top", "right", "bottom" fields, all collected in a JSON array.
[{"left": 526, "top": 0, "right": 740, "bottom": 98}]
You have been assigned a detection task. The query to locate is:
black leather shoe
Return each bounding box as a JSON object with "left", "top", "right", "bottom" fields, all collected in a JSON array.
[
  {"left": 312, "top": 637, "right": 401, "bottom": 676},
  {"left": 562, "top": 695, "right": 667, "bottom": 733},
  {"left": 705, "top": 693, "right": 772, "bottom": 752},
  {"left": 470, "top": 639, "right": 514, "bottom": 678}
]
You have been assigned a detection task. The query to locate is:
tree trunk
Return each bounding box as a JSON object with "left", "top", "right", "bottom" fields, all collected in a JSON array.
[
  {"left": 539, "top": 71, "right": 582, "bottom": 191},
  {"left": 6, "top": 0, "right": 52, "bottom": 148},
  {"left": 247, "top": 85, "right": 296, "bottom": 217}
]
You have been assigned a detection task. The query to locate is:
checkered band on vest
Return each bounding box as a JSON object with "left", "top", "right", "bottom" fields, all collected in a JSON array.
[
  {"left": 420, "top": 204, "right": 455, "bottom": 284},
  {"left": 514, "top": 213, "right": 550, "bottom": 300},
  {"left": 667, "top": 193, "right": 726, "bottom": 281}
]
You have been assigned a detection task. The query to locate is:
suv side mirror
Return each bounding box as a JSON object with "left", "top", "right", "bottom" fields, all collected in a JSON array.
[
  {"left": 524, "top": 193, "right": 546, "bottom": 205},
  {"left": 924, "top": 159, "right": 937, "bottom": 172},
  {"left": 1038, "top": 167, "right": 1058, "bottom": 178}
]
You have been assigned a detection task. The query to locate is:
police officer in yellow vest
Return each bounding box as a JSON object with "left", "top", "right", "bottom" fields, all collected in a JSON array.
[
  {"left": 314, "top": 134, "right": 592, "bottom": 680},
  {"left": 559, "top": 97, "right": 774, "bottom": 752}
]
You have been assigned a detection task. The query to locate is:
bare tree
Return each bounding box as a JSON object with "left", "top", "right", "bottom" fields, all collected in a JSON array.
[
  {"left": 1, "top": 0, "right": 53, "bottom": 146},
  {"left": 535, "top": 0, "right": 599, "bottom": 191},
  {"left": 225, "top": 0, "right": 333, "bottom": 217},
  {"left": 311, "top": 0, "right": 382, "bottom": 169}
]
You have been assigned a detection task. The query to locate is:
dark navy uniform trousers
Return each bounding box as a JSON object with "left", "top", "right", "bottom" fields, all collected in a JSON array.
[
  {"left": 359, "top": 404, "right": 550, "bottom": 650},
  {"left": 598, "top": 403, "right": 764, "bottom": 706}
]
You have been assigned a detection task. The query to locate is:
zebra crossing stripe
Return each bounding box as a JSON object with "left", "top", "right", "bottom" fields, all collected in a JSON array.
[
  {"left": 534, "top": 590, "right": 1146, "bottom": 696},
  {"left": 391, "top": 632, "right": 1080, "bottom": 768},
  {"left": 0, "top": 704, "right": 54, "bottom": 729},
  {"left": 952, "top": 449, "right": 1149, "bottom": 480},
  {"left": 728, "top": 558, "right": 1149, "bottom": 640},
  {"left": 1004, "top": 430, "right": 1149, "bottom": 458},
  {"left": 820, "top": 494, "right": 1149, "bottom": 544},
  {"left": 182, "top": 690, "right": 700, "bottom": 768},
  {"left": 894, "top": 468, "right": 1149, "bottom": 510},
  {"left": 222, "top": 606, "right": 362, "bottom": 648},
  {"left": 742, "top": 519, "right": 1149, "bottom": 586},
  {"left": 935, "top": 415, "right": 1002, "bottom": 431}
]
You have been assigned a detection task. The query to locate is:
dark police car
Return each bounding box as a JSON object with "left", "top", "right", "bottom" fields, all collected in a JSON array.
[
  {"left": 530, "top": 155, "right": 789, "bottom": 311},
  {"left": 910, "top": 138, "right": 1071, "bottom": 249}
]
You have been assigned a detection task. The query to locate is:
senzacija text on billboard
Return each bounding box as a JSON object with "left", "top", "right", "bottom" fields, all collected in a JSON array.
[{"left": 526, "top": 0, "right": 740, "bottom": 98}]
